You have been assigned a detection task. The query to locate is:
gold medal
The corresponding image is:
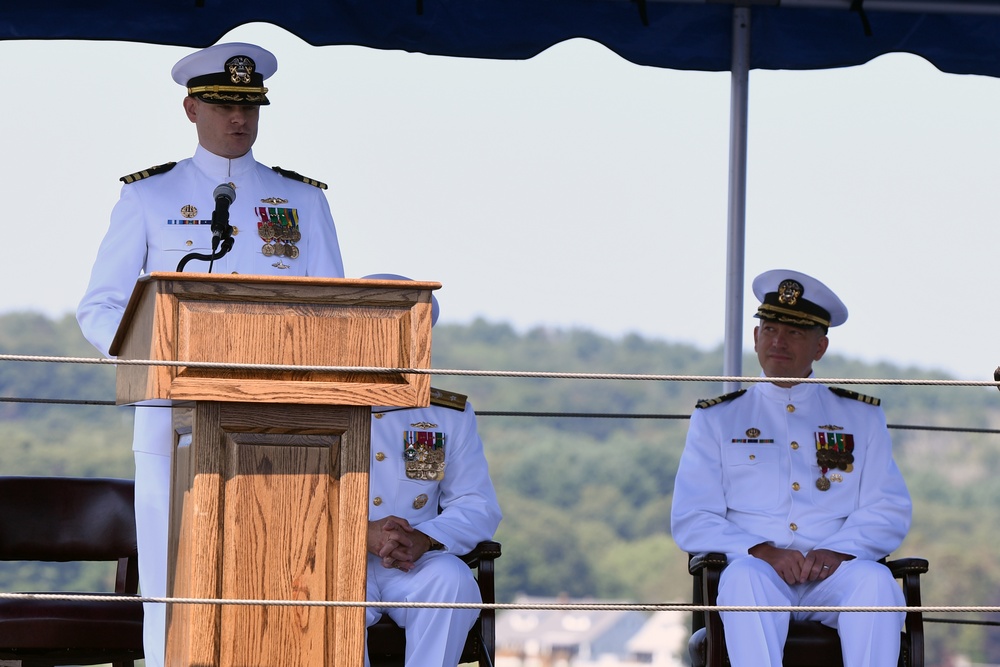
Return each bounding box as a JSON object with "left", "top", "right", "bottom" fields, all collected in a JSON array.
[
  {"left": 262, "top": 242, "right": 275, "bottom": 256},
  {"left": 286, "top": 244, "right": 300, "bottom": 259},
  {"left": 816, "top": 476, "right": 831, "bottom": 491}
]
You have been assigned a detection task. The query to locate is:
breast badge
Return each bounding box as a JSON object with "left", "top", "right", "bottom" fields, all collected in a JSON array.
[
  {"left": 256, "top": 206, "right": 301, "bottom": 259},
  {"left": 403, "top": 430, "right": 446, "bottom": 481},
  {"left": 814, "top": 431, "right": 855, "bottom": 491}
]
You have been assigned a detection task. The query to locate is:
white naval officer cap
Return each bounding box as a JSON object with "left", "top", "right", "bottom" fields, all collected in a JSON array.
[
  {"left": 362, "top": 274, "right": 440, "bottom": 327},
  {"left": 752, "top": 269, "right": 848, "bottom": 331},
  {"left": 171, "top": 42, "right": 277, "bottom": 106}
]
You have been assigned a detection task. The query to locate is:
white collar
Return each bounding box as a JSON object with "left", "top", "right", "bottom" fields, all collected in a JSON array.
[{"left": 192, "top": 144, "right": 257, "bottom": 181}]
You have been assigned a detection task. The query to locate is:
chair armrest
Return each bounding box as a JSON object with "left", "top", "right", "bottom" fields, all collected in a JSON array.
[
  {"left": 460, "top": 540, "right": 502, "bottom": 569},
  {"left": 688, "top": 552, "right": 728, "bottom": 575},
  {"left": 886, "top": 557, "right": 929, "bottom": 577}
]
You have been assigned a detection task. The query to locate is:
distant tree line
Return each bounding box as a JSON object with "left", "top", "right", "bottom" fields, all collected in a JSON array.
[{"left": 2, "top": 312, "right": 999, "bottom": 665}]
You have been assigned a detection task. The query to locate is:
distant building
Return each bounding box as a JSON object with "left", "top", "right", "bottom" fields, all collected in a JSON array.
[{"left": 495, "top": 595, "right": 688, "bottom": 667}]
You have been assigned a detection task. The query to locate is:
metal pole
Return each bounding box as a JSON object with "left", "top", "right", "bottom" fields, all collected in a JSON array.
[{"left": 723, "top": 6, "right": 750, "bottom": 393}]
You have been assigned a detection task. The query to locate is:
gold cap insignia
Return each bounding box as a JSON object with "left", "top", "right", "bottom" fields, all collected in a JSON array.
[
  {"left": 226, "top": 56, "right": 255, "bottom": 84},
  {"left": 778, "top": 280, "right": 803, "bottom": 306}
]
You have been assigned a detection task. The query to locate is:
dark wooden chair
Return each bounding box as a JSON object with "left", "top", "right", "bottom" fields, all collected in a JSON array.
[
  {"left": 367, "top": 539, "right": 501, "bottom": 667},
  {"left": 0, "top": 476, "right": 144, "bottom": 667},
  {"left": 687, "top": 552, "right": 928, "bottom": 667}
]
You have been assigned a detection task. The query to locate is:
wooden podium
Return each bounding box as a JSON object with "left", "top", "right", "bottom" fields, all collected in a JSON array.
[{"left": 110, "top": 272, "right": 440, "bottom": 667}]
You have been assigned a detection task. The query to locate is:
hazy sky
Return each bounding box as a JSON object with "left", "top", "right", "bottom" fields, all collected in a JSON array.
[{"left": 3, "top": 23, "right": 999, "bottom": 380}]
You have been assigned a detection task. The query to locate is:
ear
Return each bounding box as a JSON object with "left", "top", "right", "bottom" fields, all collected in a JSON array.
[
  {"left": 183, "top": 96, "right": 198, "bottom": 123},
  {"left": 813, "top": 334, "right": 829, "bottom": 362}
]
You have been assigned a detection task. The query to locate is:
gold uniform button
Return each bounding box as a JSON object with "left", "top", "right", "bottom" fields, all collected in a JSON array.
[
  {"left": 789, "top": 523, "right": 798, "bottom": 531},
  {"left": 185, "top": 240, "right": 193, "bottom": 246},
  {"left": 749, "top": 454, "right": 756, "bottom": 460},
  {"left": 792, "top": 482, "right": 800, "bottom": 491},
  {"left": 373, "top": 497, "right": 383, "bottom": 506},
  {"left": 374, "top": 413, "right": 384, "bottom": 419},
  {"left": 375, "top": 452, "right": 386, "bottom": 461},
  {"left": 791, "top": 441, "right": 799, "bottom": 450},
  {"left": 786, "top": 404, "right": 795, "bottom": 413}
]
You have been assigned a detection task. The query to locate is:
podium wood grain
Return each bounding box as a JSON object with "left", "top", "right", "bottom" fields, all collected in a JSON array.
[{"left": 112, "top": 273, "right": 437, "bottom": 666}]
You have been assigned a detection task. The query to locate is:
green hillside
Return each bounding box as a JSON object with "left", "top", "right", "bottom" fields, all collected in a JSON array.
[{"left": 2, "top": 312, "right": 998, "bottom": 665}]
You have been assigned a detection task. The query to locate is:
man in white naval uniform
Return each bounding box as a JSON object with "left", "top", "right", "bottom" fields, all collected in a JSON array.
[
  {"left": 76, "top": 43, "right": 345, "bottom": 667},
  {"left": 671, "top": 269, "right": 912, "bottom": 667},
  {"left": 363, "top": 275, "right": 502, "bottom": 667}
]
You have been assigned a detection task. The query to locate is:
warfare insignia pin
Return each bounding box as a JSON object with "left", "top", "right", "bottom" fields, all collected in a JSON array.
[
  {"left": 181, "top": 205, "right": 198, "bottom": 219},
  {"left": 411, "top": 421, "right": 439, "bottom": 429},
  {"left": 413, "top": 494, "right": 429, "bottom": 510},
  {"left": 778, "top": 279, "right": 803, "bottom": 306},
  {"left": 261, "top": 197, "right": 288, "bottom": 205},
  {"left": 746, "top": 427, "right": 761, "bottom": 438},
  {"left": 818, "top": 424, "right": 843, "bottom": 431},
  {"left": 271, "top": 259, "right": 290, "bottom": 270}
]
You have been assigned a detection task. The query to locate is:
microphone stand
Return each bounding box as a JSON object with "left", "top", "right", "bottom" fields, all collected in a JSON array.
[{"left": 176, "top": 191, "right": 235, "bottom": 272}]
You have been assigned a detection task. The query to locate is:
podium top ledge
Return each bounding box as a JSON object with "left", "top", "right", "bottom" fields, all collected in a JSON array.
[{"left": 139, "top": 272, "right": 442, "bottom": 291}]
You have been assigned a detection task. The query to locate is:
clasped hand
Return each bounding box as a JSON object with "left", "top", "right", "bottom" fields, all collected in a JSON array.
[
  {"left": 749, "top": 543, "right": 852, "bottom": 585},
  {"left": 367, "top": 516, "right": 432, "bottom": 572}
]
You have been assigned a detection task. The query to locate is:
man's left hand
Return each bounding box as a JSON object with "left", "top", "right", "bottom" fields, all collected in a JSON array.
[{"left": 800, "top": 548, "right": 852, "bottom": 583}]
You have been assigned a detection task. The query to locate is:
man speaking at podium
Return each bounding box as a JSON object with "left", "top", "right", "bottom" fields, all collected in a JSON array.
[{"left": 77, "top": 42, "right": 345, "bottom": 667}]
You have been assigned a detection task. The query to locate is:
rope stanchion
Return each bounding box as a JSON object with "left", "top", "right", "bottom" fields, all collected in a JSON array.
[
  {"left": 2, "top": 353, "right": 1000, "bottom": 388},
  {"left": 1, "top": 591, "right": 999, "bottom": 618}
]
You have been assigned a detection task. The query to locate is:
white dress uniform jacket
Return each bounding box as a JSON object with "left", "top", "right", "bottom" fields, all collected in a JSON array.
[
  {"left": 671, "top": 379, "right": 913, "bottom": 667},
  {"left": 76, "top": 145, "right": 345, "bottom": 667},
  {"left": 78, "top": 144, "right": 345, "bottom": 371},
  {"left": 671, "top": 380, "right": 911, "bottom": 561},
  {"left": 366, "top": 392, "right": 502, "bottom": 666}
]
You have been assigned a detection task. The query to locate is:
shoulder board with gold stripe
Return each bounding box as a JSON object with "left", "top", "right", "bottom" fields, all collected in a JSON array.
[
  {"left": 828, "top": 386, "right": 881, "bottom": 406},
  {"left": 271, "top": 166, "right": 328, "bottom": 190},
  {"left": 695, "top": 389, "right": 746, "bottom": 409},
  {"left": 119, "top": 161, "right": 177, "bottom": 184},
  {"left": 430, "top": 387, "right": 468, "bottom": 411}
]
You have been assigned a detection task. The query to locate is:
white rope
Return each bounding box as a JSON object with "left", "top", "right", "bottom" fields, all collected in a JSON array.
[
  {"left": 0, "top": 353, "right": 997, "bottom": 387},
  {"left": 0, "top": 592, "right": 995, "bottom": 614}
]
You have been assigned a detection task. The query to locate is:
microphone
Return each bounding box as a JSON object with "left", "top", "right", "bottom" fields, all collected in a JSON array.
[{"left": 210, "top": 183, "right": 236, "bottom": 250}]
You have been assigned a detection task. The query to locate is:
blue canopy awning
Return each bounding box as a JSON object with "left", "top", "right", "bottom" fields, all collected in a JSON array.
[{"left": 5, "top": 1, "right": 1000, "bottom": 78}]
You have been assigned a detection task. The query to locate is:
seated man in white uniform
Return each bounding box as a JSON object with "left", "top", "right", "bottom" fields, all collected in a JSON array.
[
  {"left": 76, "top": 42, "right": 345, "bottom": 667},
  {"left": 670, "top": 269, "right": 912, "bottom": 667},
  {"left": 363, "top": 274, "right": 502, "bottom": 667}
]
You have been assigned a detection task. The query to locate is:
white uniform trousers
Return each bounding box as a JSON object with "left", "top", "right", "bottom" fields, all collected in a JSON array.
[
  {"left": 134, "top": 450, "right": 171, "bottom": 667},
  {"left": 365, "top": 551, "right": 481, "bottom": 667},
  {"left": 718, "top": 557, "right": 905, "bottom": 667}
]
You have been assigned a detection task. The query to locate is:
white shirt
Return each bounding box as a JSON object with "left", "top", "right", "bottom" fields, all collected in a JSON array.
[
  {"left": 78, "top": 144, "right": 345, "bottom": 357},
  {"left": 370, "top": 396, "right": 502, "bottom": 554},
  {"left": 77, "top": 145, "right": 346, "bottom": 455},
  {"left": 671, "top": 379, "right": 911, "bottom": 562}
]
